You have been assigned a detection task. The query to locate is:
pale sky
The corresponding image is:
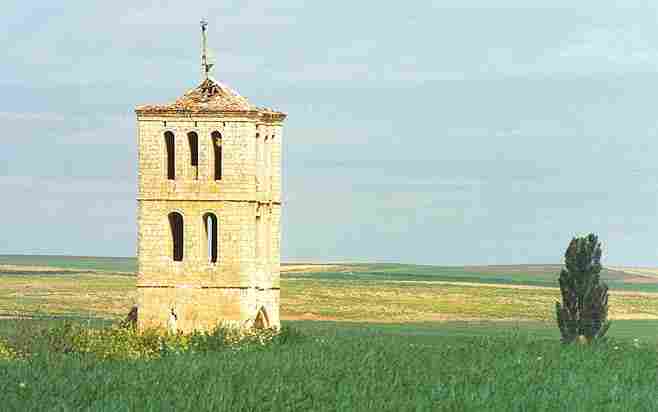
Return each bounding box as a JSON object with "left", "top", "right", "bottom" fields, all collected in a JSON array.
[{"left": 2, "top": 1, "right": 658, "bottom": 265}]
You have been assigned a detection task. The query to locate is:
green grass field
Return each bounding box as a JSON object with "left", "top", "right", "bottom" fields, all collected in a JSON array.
[
  {"left": 2, "top": 319, "right": 658, "bottom": 411},
  {"left": 2, "top": 256, "right": 658, "bottom": 411}
]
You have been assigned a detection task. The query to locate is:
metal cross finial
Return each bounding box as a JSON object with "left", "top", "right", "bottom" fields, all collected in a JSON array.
[{"left": 200, "top": 19, "right": 214, "bottom": 80}]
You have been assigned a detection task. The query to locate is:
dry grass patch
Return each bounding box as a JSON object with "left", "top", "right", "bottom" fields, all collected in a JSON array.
[
  {"left": 280, "top": 264, "right": 351, "bottom": 273},
  {"left": 0, "top": 274, "right": 135, "bottom": 319},
  {"left": 2, "top": 269, "right": 658, "bottom": 324},
  {"left": 0, "top": 265, "right": 96, "bottom": 274},
  {"left": 281, "top": 279, "right": 658, "bottom": 322},
  {"left": 607, "top": 266, "right": 658, "bottom": 280}
]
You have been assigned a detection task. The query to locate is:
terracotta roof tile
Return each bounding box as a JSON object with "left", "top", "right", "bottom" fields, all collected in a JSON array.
[{"left": 136, "top": 78, "right": 255, "bottom": 112}]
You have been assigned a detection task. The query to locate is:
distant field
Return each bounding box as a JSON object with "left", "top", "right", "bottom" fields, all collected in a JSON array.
[
  {"left": 283, "top": 278, "right": 658, "bottom": 322},
  {"left": 283, "top": 263, "right": 658, "bottom": 293},
  {"left": 2, "top": 256, "right": 656, "bottom": 288},
  {"left": 2, "top": 255, "right": 658, "bottom": 325},
  {"left": 0, "top": 255, "right": 343, "bottom": 275},
  {"left": 0, "top": 255, "right": 136, "bottom": 273}
]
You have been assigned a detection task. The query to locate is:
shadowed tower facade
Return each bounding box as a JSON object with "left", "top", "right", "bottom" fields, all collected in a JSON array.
[{"left": 134, "top": 21, "right": 286, "bottom": 332}]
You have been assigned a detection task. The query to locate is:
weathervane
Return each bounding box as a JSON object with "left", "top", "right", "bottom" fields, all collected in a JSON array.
[{"left": 200, "top": 19, "right": 214, "bottom": 80}]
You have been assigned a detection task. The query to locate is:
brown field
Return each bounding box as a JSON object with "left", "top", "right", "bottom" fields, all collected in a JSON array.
[
  {"left": 0, "top": 265, "right": 101, "bottom": 274},
  {"left": 607, "top": 266, "right": 658, "bottom": 280},
  {"left": 0, "top": 263, "right": 346, "bottom": 275},
  {"left": 463, "top": 264, "right": 653, "bottom": 283},
  {"left": 279, "top": 264, "right": 349, "bottom": 273},
  {"left": 2, "top": 262, "right": 658, "bottom": 323}
]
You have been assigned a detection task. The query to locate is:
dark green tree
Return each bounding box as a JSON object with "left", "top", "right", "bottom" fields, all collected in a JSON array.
[{"left": 555, "top": 233, "right": 610, "bottom": 344}]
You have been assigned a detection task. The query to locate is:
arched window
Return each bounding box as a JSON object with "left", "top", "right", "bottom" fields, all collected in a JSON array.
[
  {"left": 187, "top": 132, "right": 199, "bottom": 179},
  {"left": 164, "top": 131, "right": 175, "bottom": 180},
  {"left": 203, "top": 213, "right": 218, "bottom": 263},
  {"left": 168, "top": 212, "right": 184, "bottom": 261},
  {"left": 211, "top": 131, "right": 222, "bottom": 181}
]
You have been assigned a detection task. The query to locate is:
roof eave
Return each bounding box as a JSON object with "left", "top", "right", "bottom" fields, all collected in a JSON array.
[{"left": 135, "top": 107, "right": 287, "bottom": 122}]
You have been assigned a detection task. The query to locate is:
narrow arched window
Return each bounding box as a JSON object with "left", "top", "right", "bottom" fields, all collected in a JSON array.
[
  {"left": 188, "top": 132, "right": 199, "bottom": 180},
  {"left": 203, "top": 213, "right": 218, "bottom": 263},
  {"left": 211, "top": 131, "right": 222, "bottom": 180},
  {"left": 168, "top": 212, "right": 184, "bottom": 261},
  {"left": 164, "top": 131, "right": 175, "bottom": 180}
]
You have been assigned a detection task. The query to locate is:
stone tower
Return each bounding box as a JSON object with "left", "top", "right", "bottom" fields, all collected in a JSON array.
[{"left": 134, "top": 22, "right": 286, "bottom": 333}]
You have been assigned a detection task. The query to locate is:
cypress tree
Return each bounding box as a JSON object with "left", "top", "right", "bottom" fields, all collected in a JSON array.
[{"left": 555, "top": 233, "right": 611, "bottom": 344}]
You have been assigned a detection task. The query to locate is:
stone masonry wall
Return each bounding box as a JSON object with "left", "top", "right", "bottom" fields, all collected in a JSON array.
[
  {"left": 137, "top": 287, "right": 279, "bottom": 333},
  {"left": 136, "top": 114, "right": 283, "bottom": 332}
]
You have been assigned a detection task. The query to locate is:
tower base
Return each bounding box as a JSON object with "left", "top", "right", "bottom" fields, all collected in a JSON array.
[{"left": 136, "top": 286, "right": 280, "bottom": 333}]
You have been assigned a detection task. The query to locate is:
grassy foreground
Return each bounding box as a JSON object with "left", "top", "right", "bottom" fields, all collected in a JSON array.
[{"left": 1, "top": 320, "right": 658, "bottom": 411}]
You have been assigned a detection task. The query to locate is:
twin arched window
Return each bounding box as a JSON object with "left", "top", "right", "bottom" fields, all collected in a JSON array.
[
  {"left": 164, "top": 131, "right": 222, "bottom": 180},
  {"left": 168, "top": 212, "right": 219, "bottom": 264}
]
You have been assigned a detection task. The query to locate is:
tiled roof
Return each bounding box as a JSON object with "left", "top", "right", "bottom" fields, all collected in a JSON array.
[{"left": 136, "top": 78, "right": 256, "bottom": 112}]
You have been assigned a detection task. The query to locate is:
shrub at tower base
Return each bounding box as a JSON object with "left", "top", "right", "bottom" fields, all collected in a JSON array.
[{"left": 555, "top": 233, "right": 611, "bottom": 344}]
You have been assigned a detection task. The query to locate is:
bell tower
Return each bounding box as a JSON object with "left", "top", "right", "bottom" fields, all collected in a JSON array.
[{"left": 134, "top": 21, "right": 286, "bottom": 332}]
